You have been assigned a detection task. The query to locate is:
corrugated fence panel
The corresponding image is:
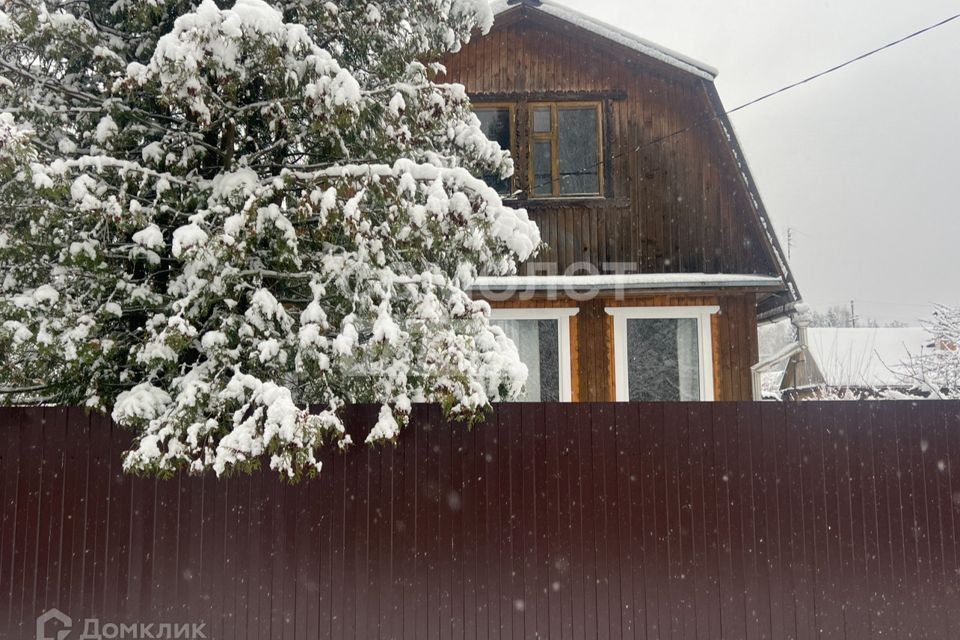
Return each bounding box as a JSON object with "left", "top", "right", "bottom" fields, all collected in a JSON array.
[{"left": 3, "top": 402, "right": 960, "bottom": 639}]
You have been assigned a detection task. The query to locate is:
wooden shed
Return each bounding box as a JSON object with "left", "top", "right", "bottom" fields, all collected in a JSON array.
[{"left": 444, "top": 0, "right": 801, "bottom": 401}]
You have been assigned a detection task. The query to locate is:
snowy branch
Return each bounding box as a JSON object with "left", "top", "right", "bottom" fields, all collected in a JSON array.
[{"left": 0, "top": 0, "right": 534, "bottom": 480}]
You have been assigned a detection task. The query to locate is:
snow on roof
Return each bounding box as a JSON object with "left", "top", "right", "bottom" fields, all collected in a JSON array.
[
  {"left": 754, "top": 340, "right": 803, "bottom": 373},
  {"left": 805, "top": 327, "right": 931, "bottom": 388},
  {"left": 471, "top": 273, "right": 782, "bottom": 292},
  {"left": 490, "top": 0, "right": 718, "bottom": 80}
]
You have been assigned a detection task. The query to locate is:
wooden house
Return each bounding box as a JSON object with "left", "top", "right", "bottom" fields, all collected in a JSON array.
[{"left": 446, "top": 0, "right": 800, "bottom": 401}]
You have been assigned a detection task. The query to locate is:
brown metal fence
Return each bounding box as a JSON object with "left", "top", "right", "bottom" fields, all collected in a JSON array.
[{"left": 2, "top": 402, "right": 960, "bottom": 639}]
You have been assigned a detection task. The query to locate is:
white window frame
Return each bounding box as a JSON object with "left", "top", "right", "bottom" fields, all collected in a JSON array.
[
  {"left": 489, "top": 307, "right": 579, "bottom": 402},
  {"left": 605, "top": 306, "right": 720, "bottom": 402}
]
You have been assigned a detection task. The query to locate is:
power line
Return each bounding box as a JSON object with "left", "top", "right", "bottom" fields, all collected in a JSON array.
[
  {"left": 725, "top": 12, "right": 960, "bottom": 116},
  {"left": 525, "top": 11, "right": 960, "bottom": 195}
]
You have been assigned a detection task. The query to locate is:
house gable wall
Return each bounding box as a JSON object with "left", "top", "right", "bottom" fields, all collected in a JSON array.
[{"left": 444, "top": 17, "right": 779, "bottom": 278}]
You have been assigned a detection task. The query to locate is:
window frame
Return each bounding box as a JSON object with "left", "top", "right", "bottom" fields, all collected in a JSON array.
[
  {"left": 527, "top": 101, "right": 605, "bottom": 199},
  {"left": 472, "top": 103, "right": 517, "bottom": 197},
  {"left": 605, "top": 305, "right": 719, "bottom": 402},
  {"left": 489, "top": 307, "right": 579, "bottom": 402}
]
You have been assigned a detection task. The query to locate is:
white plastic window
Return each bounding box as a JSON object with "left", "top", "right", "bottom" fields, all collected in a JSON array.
[
  {"left": 606, "top": 306, "right": 719, "bottom": 401},
  {"left": 490, "top": 308, "right": 578, "bottom": 401}
]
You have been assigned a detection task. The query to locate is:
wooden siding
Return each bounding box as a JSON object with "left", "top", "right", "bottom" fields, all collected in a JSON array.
[
  {"left": 4, "top": 403, "right": 960, "bottom": 639},
  {"left": 487, "top": 292, "right": 759, "bottom": 401},
  {"left": 444, "top": 17, "right": 779, "bottom": 279}
]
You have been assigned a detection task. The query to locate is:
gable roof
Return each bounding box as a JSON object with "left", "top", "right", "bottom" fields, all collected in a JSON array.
[
  {"left": 479, "top": 0, "right": 802, "bottom": 320},
  {"left": 804, "top": 327, "right": 930, "bottom": 388},
  {"left": 701, "top": 85, "right": 800, "bottom": 320},
  {"left": 490, "top": 0, "right": 718, "bottom": 80}
]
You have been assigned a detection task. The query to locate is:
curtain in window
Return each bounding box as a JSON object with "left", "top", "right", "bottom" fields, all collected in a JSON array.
[
  {"left": 494, "top": 319, "right": 543, "bottom": 401},
  {"left": 675, "top": 318, "right": 701, "bottom": 401},
  {"left": 492, "top": 318, "right": 561, "bottom": 401}
]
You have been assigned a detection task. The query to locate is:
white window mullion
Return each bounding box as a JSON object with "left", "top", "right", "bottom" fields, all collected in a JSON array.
[
  {"left": 698, "top": 311, "right": 716, "bottom": 400},
  {"left": 612, "top": 313, "right": 629, "bottom": 402}
]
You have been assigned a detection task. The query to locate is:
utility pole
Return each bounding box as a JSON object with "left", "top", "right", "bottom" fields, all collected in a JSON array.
[{"left": 850, "top": 299, "right": 857, "bottom": 328}]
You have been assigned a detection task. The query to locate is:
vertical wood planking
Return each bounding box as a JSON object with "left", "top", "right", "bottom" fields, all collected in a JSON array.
[{"left": 443, "top": 18, "right": 780, "bottom": 276}]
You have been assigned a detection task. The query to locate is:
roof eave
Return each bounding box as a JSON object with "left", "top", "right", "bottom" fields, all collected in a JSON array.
[
  {"left": 489, "top": 0, "right": 718, "bottom": 81},
  {"left": 469, "top": 273, "right": 784, "bottom": 296}
]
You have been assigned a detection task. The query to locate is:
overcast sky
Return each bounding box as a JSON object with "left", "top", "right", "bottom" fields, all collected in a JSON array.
[{"left": 550, "top": 0, "right": 960, "bottom": 325}]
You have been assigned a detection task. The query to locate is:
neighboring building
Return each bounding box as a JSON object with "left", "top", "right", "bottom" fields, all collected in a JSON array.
[
  {"left": 777, "top": 326, "right": 931, "bottom": 399},
  {"left": 445, "top": 0, "right": 800, "bottom": 401}
]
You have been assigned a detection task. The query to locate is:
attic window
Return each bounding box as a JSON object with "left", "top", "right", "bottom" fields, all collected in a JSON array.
[
  {"left": 474, "top": 105, "right": 514, "bottom": 195},
  {"left": 530, "top": 102, "right": 603, "bottom": 198}
]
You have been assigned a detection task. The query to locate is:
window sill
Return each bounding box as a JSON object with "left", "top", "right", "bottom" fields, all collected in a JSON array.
[{"left": 504, "top": 196, "right": 630, "bottom": 210}]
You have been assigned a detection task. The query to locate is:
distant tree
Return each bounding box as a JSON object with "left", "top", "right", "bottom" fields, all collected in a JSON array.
[
  {"left": 806, "top": 304, "right": 894, "bottom": 329},
  {"left": 897, "top": 304, "right": 960, "bottom": 398},
  {"left": 807, "top": 305, "right": 853, "bottom": 328},
  {"left": 0, "top": 0, "right": 541, "bottom": 479}
]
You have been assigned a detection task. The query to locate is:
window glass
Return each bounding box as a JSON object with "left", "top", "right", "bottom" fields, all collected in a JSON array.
[
  {"left": 532, "top": 141, "right": 553, "bottom": 196},
  {"left": 626, "top": 318, "right": 701, "bottom": 401},
  {"left": 558, "top": 107, "right": 600, "bottom": 195},
  {"left": 529, "top": 103, "right": 602, "bottom": 198},
  {"left": 474, "top": 107, "right": 512, "bottom": 194},
  {"left": 492, "top": 318, "right": 560, "bottom": 401},
  {"left": 532, "top": 107, "right": 552, "bottom": 133}
]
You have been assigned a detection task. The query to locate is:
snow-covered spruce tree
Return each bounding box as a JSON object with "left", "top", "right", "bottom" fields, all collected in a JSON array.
[
  {"left": 0, "top": 0, "right": 540, "bottom": 478},
  {"left": 898, "top": 304, "right": 960, "bottom": 398}
]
